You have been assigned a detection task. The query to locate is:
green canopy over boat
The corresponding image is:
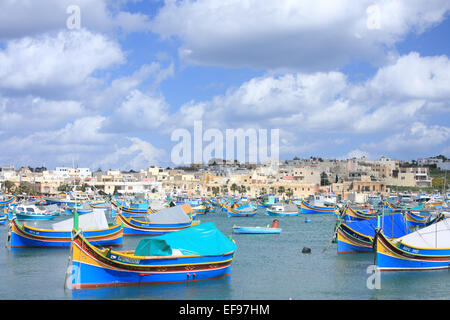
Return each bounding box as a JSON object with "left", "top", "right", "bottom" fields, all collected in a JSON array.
[{"left": 134, "top": 222, "right": 236, "bottom": 257}]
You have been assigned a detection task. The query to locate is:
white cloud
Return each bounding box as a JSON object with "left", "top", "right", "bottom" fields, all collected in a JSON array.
[
  {"left": 150, "top": 0, "right": 450, "bottom": 71},
  {"left": 0, "top": 0, "right": 152, "bottom": 40},
  {"left": 101, "top": 89, "right": 170, "bottom": 133},
  {"left": 92, "top": 137, "right": 166, "bottom": 170},
  {"left": 0, "top": 29, "right": 125, "bottom": 94},
  {"left": 362, "top": 122, "right": 450, "bottom": 154}
]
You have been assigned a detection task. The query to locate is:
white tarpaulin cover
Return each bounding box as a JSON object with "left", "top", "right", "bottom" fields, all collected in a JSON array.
[
  {"left": 51, "top": 209, "right": 109, "bottom": 231},
  {"left": 142, "top": 205, "right": 192, "bottom": 224},
  {"left": 393, "top": 219, "right": 450, "bottom": 248}
]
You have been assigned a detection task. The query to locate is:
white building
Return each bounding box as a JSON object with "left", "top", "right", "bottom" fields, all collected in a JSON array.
[
  {"left": 54, "top": 167, "right": 71, "bottom": 178},
  {"left": 76, "top": 168, "right": 92, "bottom": 178}
]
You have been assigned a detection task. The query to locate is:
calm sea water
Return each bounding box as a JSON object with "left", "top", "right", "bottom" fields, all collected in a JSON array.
[{"left": 1, "top": 208, "right": 450, "bottom": 300}]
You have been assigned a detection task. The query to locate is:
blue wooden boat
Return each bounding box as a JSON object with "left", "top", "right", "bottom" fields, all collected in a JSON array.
[
  {"left": 112, "top": 201, "right": 152, "bottom": 217},
  {"left": 9, "top": 211, "right": 123, "bottom": 248},
  {"left": 341, "top": 207, "right": 378, "bottom": 222},
  {"left": 117, "top": 204, "right": 199, "bottom": 236},
  {"left": 376, "top": 217, "right": 450, "bottom": 271},
  {"left": 232, "top": 219, "right": 281, "bottom": 234},
  {"left": 300, "top": 200, "right": 334, "bottom": 214},
  {"left": 13, "top": 203, "right": 59, "bottom": 220},
  {"left": 0, "top": 195, "right": 16, "bottom": 208},
  {"left": 266, "top": 204, "right": 299, "bottom": 216},
  {"left": 226, "top": 203, "right": 257, "bottom": 217},
  {"left": 337, "top": 213, "right": 409, "bottom": 253},
  {"left": 404, "top": 209, "right": 431, "bottom": 230},
  {"left": 232, "top": 226, "right": 281, "bottom": 234},
  {"left": 69, "top": 222, "right": 236, "bottom": 289},
  {"left": 257, "top": 195, "right": 278, "bottom": 208}
]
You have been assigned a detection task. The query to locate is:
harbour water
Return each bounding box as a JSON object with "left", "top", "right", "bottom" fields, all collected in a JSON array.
[{"left": 1, "top": 208, "right": 450, "bottom": 300}]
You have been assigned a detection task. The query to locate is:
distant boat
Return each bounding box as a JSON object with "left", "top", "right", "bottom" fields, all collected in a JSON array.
[
  {"left": 266, "top": 204, "right": 299, "bottom": 216},
  {"left": 0, "top": 195, "right": 16, "bottom": 208},
  {"left": 68, "top": 222, "right": 236, "bottom": 289},
  {"left": 341, "top": 207, "right": 378, "bottom": 222},
  {"left": 376, "top": 217, "right": 450, "bottom": 271},
  {"left": 112, "top": 201, "right": 152, "bottom": 217},
  {"left": 117, "top": 204, "right": 200, "bottom": 236},
  {"left": 300, "top": 200, "right": 335, "bottom": 214},
  {"left": 13, "top": 203, "right": 59, "bottom": 220},
  {"left": 226, "top": 203, "right": 257, "bottom": 217},
  {"left": 233, "top": 219, "right": 282, "bottom": 234},
  {"left": 9, "top": 211, "right": 122, "bottom": 248},
  {"left": 257, "top": 195, "right": 279, "bottom": 208},
  {"left": 404, "top": 209, "right": 432, "bottom": 230}
]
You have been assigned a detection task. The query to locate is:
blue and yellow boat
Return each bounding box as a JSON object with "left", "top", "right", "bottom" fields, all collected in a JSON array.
[
  {"left": 0, "top": 195, "right": 16, "bottom": 208},
  {"left": 112, "top": 201, "right": 153, "bottom": 217},
  {"left": 117, "top": 204, "right": 200, "bottom": 236},
  {"left": 300, "top": 200, "right": 334, "bottom": 214},
  {"left": 9, "top": 213, "right": 123, "bottom": 248},
  {"left": 376, "top": 217, "right": 450, "bottom": 271},
  {"left": 341, "top": 207, "right": 378, "bottom": 222},
  {"left": 404, "top": 210, "right": 431, "bottom": 230},
  {"left": 337, "top": 213, "right": 409, "bottom": 253},
  {"left": 69, "top": 222, "right": 236, "bottom": 289},
  {"left": 226, "top": 203, "right": 257, "bottom": 217}
]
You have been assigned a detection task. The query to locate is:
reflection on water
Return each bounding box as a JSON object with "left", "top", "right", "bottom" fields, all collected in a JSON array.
[{"left": 72, "top": 276, "right": 232, "bottom": 300}]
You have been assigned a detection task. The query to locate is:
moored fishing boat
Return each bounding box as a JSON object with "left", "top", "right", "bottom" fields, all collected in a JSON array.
[
  {"left": 9, "top": 211, "right": 122, "bottom": 248},
  {"left": 68, "top": 222, "right": 236, "bottom": 289},
  {"left": 337, "top": 213, "right": 409, "bottom": 253},
  {"left": 376, "top": 218, "right": 450, "bottom": 271},
  {"left": 257, "top": 195, "right": 278, "bottom": 208},
  {"left": 13, "top": 203, "right": 59, "bottom": 220},
  {"left": 226, "top": 203, "right": 257, "bottom": 217},
  {"left": 300, "top": 200, "right": 334, "bottom": 214},
  {"left": 341, "top": 207, "right": 378, "bottom": 222},
  {"left": 111, "top": 201, "right": 152, "bottom": 217},
  {"left": 404, "top": 209, "right": 431, "bottom": 230},
  {"left": 233, "top": 219, "right": 281, "bottom": 234},
  {"left": 266, "top": 204, "right": 299, "bottom": 216},
  {"left": 0, "top": 195, "right": 16, "bottom": 208},
  {"left": 117, "top": 204, "right": 200, "bottom": 236}
]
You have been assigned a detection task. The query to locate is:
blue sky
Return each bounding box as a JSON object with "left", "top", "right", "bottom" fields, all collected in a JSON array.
[{"left": 0, "top": 0, "right": 449, "bottom": 170}]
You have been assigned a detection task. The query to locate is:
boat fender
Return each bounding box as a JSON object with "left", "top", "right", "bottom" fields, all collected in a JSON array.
[
  {"left": 302, "top": 247, "right": 311, "bottom": 254},
  {"left": 192, "top": 273, "right": 196, "bottom": 279},
  {"left": 305, "top": 219, "right": 311, "bottom": 223},
  {"left": 271, "top": 219, "right": 279, "bottom": 228}
]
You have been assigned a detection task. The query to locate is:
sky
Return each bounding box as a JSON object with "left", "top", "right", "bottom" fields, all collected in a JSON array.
[{"left": 0, "top": 0, "right": 449, "bottom": 170}]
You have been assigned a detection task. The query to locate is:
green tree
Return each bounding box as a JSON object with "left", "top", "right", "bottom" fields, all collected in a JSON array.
[
  {"left": 286, "top": 188, "right": 294, "bottom": 199},
  {"left": 278, "top": 186, "right": 285, "bottom": 196},
  {"left": 3, "top": 180, "right": 15, "bottom": 193},
  {"left": 57, "top": 184, "right": 72, "bottom": 192},
  {"left": 432, "top": 177, "right": 444, "bottom": 188},
  {"left": 230, "top": 183, "right": 238, "bottom": 195},
  {"left": 260, "top": 187, "right": 267, "bottom": 196}
]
